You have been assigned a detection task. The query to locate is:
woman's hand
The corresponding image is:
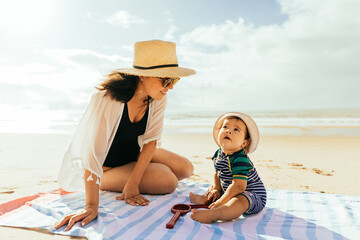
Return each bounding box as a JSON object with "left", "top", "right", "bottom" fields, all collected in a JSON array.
[
  {"left": 116, "top": 182, "right": 149, "bottom": 206},
  {"left": 115, "top": 141, "right": 155, "bottom": 206},
  {"left": 54, "top": 204, "right": 98, "bottom": 231}
]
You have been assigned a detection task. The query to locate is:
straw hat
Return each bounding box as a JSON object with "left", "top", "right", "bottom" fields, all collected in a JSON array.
[
  {"left": 115, "top": 39, "right": 196, "bottom": 78},
  {"left": 213, "top": 112, "right": 260, "bottom": 153}
]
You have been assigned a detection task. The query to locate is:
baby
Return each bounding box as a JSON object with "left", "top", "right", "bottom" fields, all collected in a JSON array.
[{"left": 190, "top": 112, "right": 266, "bottom": 223}]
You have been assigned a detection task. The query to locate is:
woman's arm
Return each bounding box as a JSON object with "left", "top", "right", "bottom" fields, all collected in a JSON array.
[
  {"left": 55, "top": 93, "right": 122, "bottom": 230},
  {"left": 116, "top": 140, "right": 157, "bottom": 206},
  {"left": 54, "top": 169, "right": 100, "bottom": 230}
]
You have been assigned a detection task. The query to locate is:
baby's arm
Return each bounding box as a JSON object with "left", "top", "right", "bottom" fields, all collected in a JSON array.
[
  {"left": 190, "top": 173, "right": 221, "bottom": 205},
  {"left": 213, "top": 173, "right": 221, "bottom": 192},
  {"left": 205, "top": 173, "right": 222, "bottom": 202},
  {"left": 209, "top": 179, "right": 247, "bottom": 209}
]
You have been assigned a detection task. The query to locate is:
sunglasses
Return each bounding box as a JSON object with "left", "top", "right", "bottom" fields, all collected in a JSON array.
[{"left": 159, "top": 77, "right": 180, "bottom": 88}]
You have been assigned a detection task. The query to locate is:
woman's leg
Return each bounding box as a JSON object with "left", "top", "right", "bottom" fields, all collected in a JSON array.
[
  {"left": 100, "top": 161, "right": 178, "bottom": 194},
  {"left": 151, "top": 148, "right": 194, "bottom": 180},
  {"left": 100, "top": 148, "right": 193, "bottom": 194}
]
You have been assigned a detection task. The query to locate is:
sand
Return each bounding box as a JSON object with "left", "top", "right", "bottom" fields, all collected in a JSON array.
[{"left": 1, "top": 130, "right": 360, "bottom": 238}]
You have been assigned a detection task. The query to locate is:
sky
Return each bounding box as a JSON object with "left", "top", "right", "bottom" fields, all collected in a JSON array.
[{"left": 0, "top": 0, "right": 359, "bottom": 124}]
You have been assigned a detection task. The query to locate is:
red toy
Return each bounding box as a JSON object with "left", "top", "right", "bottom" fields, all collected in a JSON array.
[{"left": 166, "top": 204, "right": 209, "bottom": 229}]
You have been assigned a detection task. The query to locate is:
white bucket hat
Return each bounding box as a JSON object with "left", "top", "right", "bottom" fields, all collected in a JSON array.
[
  {"left": 115, "top": 39, "right": 196, "bottom": 78},
  {"left": 213, "top": 112, "right": 260, "bottom": 153}
]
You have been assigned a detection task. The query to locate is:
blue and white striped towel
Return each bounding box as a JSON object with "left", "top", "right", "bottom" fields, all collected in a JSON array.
[{"left": 0, "top": 181, "right": 359, "bottom": 239}]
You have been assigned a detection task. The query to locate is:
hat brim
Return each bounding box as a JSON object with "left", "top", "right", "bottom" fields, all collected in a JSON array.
[
  {"left": 213, "top": 112, "right": 260, "bottom": 153},
  {"left": 115, "top": 66, "right": 196, "bottom": 78}
]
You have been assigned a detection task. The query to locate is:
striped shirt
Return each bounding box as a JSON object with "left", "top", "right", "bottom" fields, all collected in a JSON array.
[{"left": 212, "top": 148, "right": 267, "bottom": 205}]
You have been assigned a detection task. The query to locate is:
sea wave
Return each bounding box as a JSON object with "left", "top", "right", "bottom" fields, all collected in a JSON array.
[{"left": 1, "top": 109, "right": 359, "bottom": 136}]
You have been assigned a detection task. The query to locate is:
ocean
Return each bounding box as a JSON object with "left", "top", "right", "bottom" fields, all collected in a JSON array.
[
  {"left": 1, "top": 108, "right": 360, "bottom": 137},
  {"left": 164, "top": 109, "right": 360, "bottom": 137}
]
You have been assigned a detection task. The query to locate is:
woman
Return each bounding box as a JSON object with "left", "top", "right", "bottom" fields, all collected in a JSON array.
[{"left": 54, "top": 40, "right": 196, "bottom": 230}]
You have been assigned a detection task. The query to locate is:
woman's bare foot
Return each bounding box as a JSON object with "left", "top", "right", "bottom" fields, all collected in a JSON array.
[
  {"left": 191, "top": 209, "right": 218, "bottom": 224},
  {"left": 189, "top": 192, "right": 209, "bottom": 204}
]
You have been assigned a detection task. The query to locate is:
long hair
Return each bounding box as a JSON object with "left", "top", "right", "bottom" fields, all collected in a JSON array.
[{"left": 96, "top": 71, "right": 152, "bottom": 104}]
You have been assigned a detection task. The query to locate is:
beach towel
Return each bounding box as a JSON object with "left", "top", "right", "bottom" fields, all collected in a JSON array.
[{"left": 0, "top": 181, "right": 359, "bottom": 240}]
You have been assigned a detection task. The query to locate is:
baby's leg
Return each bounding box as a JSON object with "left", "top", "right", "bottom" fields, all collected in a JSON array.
[
  {"left": 191, "top": 195, "right": 249, "bottom": 224},
  {"left": 189, "top": 192, "right": 211, "bottom": 205}
]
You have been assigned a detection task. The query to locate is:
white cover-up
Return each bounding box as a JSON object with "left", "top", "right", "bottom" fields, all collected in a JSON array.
[{"left": 57, "top": 91, "right": 167, "bottom": 191}]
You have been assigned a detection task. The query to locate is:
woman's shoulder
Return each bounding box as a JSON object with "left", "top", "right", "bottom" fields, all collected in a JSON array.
[
  {"left": 92, "top": 90, "right": 109, "bottom": 100},
  {"left": 86, "top": 90, "right": 124, "bottom": 117},
  {"left": 91, "top": 90, "right": 124, "bottom": 105}
]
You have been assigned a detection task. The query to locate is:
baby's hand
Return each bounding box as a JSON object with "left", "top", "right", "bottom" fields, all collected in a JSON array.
[
  {"left": 209, "top": 199, "right": 224, "bottom": 209},
  {"left": 206, "top": 189, "right": 221, "bottom": 202},
  {"left": 209, "top": 195, "right": 229, "bottom": 209}
]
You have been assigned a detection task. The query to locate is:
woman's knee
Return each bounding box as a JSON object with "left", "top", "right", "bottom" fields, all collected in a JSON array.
[
  {"left": 154, "top": 168, "right": 178, "bottom": 193},
  {"left": 152, "top": 148, "right": 194, "bottom": 180},
  {"left": 158, "top": 174, "right": 178, "bottom": 193},
  {"left": 178, "top": 156, "right": 194, "bottom": 180},
  {"left": 141, "top": 163, "right": 178, "bottom": 194}
]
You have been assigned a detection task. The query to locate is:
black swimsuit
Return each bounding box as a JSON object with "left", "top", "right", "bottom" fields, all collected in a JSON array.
[{"left": 103, "top": 102, "right": 149, "bottom": 167}]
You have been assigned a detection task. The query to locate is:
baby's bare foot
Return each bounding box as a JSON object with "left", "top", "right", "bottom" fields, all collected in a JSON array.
[
  {"left": 189, "top": 192, "right": 209, "bottom": 204},
  {"left": 191, "top": 209, "right": 218, "bottom": 224}
]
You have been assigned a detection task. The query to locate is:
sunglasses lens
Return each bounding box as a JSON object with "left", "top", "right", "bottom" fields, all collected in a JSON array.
[
  {"left": 164, "top": 79, "right": 171, "bottom": 87},
  {"left": 161, "top": 77, "right": 180, "bottom": 87},
  {"left": 161, "top": 78, "right": 170, "bottom": 87}
]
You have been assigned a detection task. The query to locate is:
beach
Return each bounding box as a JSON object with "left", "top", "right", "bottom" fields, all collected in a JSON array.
[{"left": 1, "top": 129, "right": 360, "bottom": 238}]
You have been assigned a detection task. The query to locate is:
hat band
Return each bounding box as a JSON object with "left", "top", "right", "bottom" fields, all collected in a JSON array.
[{"left": 133, "top": 64, "right": 179, "bottom": 70}]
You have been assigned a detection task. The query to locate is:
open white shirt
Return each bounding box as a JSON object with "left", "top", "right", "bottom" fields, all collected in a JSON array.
[{"left": 57, "top": 91, "right": 167, "bottom": 191}]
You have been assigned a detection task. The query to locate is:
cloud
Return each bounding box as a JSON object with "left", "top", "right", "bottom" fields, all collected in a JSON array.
[
  {"left": 172, "top": 0, "right": 360, "bottom": 111},
  {"left": 23, "top": 63, "right": 56, "bottom": 73},
  {"left": 0, "top": 82, "right": 90, "bottom": 111},
  {"left": 0, "top": 47, "right": 132, "bottom": 93},
  {"left": 0, "top": 46, "right": 135, "bottom": 116},
  {"left": 102, "top": 10, "right": 147, "bottom": 28},
  {"left": 0, "top": 83, "right": 89, "bottom": 133},
  {"left": 164, "top": 25, "right": 179, "bottom": 41},
  {"left": 84, "top": 11, "right": 98, "bottom": 19},
  {"left": 41, "top": 48, "right": 129, "bottom": 67},
  {"left": 162, "top": 10, "right": 173, "bottom": 23}
]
